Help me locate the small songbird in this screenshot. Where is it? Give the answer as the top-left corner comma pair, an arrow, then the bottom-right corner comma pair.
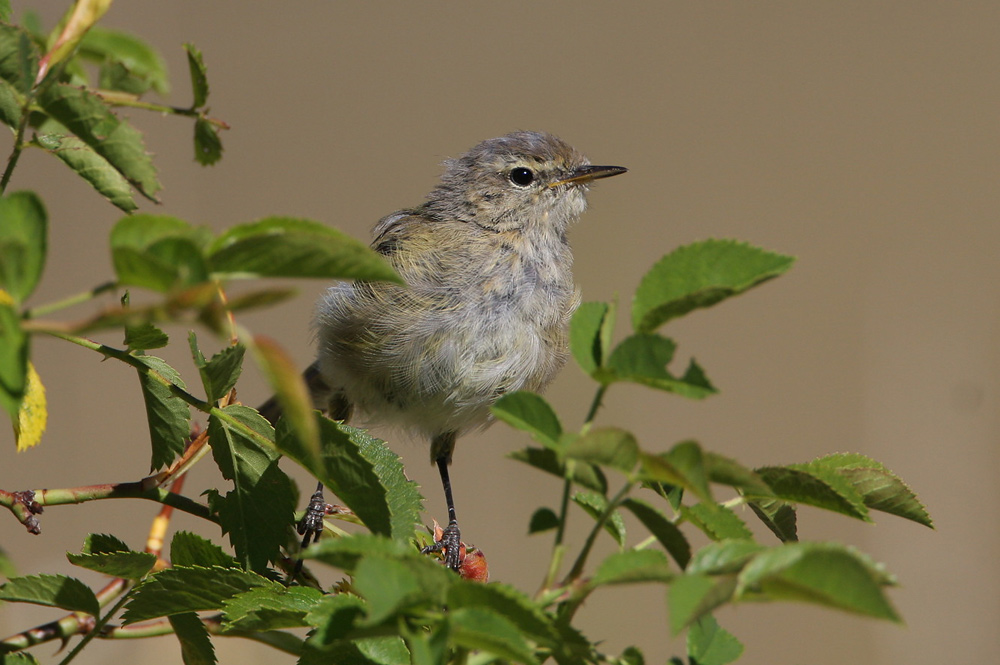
288,131 -> 625,570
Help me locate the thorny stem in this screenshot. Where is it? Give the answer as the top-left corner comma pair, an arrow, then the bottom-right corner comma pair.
56,590 -> 133,665
102,616 -> 304,655
0,89 -> 36,194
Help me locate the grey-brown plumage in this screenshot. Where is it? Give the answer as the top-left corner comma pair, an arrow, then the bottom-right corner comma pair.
309,131 -> 626,570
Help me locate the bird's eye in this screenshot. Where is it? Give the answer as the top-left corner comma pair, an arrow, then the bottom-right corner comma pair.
508,167 -> 535,187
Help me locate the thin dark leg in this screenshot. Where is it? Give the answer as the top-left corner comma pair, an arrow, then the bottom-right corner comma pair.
421,434 -> 463,571
289,481 -> 326,582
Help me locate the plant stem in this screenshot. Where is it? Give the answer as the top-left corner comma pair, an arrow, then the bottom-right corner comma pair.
93,89 -> 230,130
23,281 -> 117,319
57,587 -> 134,665
563,481 -> 634,585
0,91 -> 36,194
582,385 -> 607,428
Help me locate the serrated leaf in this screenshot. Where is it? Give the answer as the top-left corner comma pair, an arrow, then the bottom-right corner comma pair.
0,77 -> 22,128
621,497 -> 691,568
169,612 -> 217,665
194,118 -> 222,165
686,540 -> 766,576
222,585 -> 323,631
447,580 -> 558,647
36,83 -> 161,200
0,24 -> 39,94
632,239 -> 795,332
667,573 -> 738,634
121,290 -> 168,351
528,507 -> 559,534
590,549 -> 673,587
189,333 -> 244,404
13,361 -> 45,451
110,214 -> 212,292
570,301 -> 610,374
604,333 -> 717,399
0,297 -> 26,421
122,565 -> 275,624
276,416 -> 422,542
704,452 -> 773,497
78,26 -> 169,95
565,427 -> 639,473
207,405 -> 296,572
34,134 -> 137,212
736,542 -> 900,621
302,533 -> 414,572
509,446 -> 607,493
809,452 -> 933,528
0,652 -> 40,665
169,531 -> 239,569
352,555 -> 449,626
448,607 -> 538,665
134,355 -> 191,471
67,533 -> 155,579
303,593 -> 367,643
639,440 -> 712,503
0,574 -> 99,615
682,503 -> 753,542
208,217 -> 400,283
491,390 -> 563,451
573,491 -> 626,548
747,497 -> 798,542
0,191 -> 47,303
756,465 -> 870,522
687,614 -> 744,665
184,43 -> 208,108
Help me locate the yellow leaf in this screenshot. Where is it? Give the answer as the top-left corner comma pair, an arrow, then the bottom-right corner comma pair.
14,363 -> 46,451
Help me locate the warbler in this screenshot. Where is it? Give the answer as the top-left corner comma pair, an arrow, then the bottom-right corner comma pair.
282,131 -> 626,571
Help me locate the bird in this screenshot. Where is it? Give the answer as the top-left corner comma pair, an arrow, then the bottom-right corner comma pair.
269,131 -> 626,572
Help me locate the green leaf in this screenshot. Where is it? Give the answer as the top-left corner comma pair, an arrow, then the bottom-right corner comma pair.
110,214 -> 212,292
0,1 -> 11,23
448,607 -> 539,665
638,441 -> 713,503
491,390 -> 563,450
208,217 -> 400,283
36,84 -> 161,200
207,405 -> 296,572
134,355 -> 191,471
122,565 -> 275,624
250,335 -> 319,465
0,543 -> 16,579
632,239 -> 795,332
0,77 -> 22,128
0,24 -> 39,94
184,43 -> 209,108
169,612 -> 217,665
604,334 -> 717,399
194,118 -> 222,165
0,652 -> 41,665
303,593 -> 367,643
682,503 -> 753,542
565,427 -> 639,473
0,299 -> 26,420
621,497 -> 691,568
570,301 -> 612,374
67,533 -> 156,579
189,333 -> 244,404
509,446 -> 607,493
78,26 -> 169,95
667,573 -> 738,634
756,465 -> 870,522
121,291 -> 168,350
686,540 -> 766,576
33,134 -> 138,212
704,452 -> 774,498
169,531 -> 239,569
0,574 -> 99,615
352,555 -> 449,625
687,614 -> 744,665
747,497 -> 798,542
590,549 -> 673,587
276,416 -> 423,542
736,542 -> 901,621
222,585 -> 323,631
809,453 -> 933,528
528,507 -> 559,534
573,491 -> 626,548
302,533 -> 414,572
447,580 -> 558,647
0,191 -> 47,303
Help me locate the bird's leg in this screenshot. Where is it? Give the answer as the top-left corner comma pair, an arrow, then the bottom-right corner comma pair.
422,432 -> 463,571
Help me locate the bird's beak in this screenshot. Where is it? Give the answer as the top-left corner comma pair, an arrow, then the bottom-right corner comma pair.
549,164 -> 628,188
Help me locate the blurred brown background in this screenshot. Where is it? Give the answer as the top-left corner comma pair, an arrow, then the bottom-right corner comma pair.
2,2 -> 998,663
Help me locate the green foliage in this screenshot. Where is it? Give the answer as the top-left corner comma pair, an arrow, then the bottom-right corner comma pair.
0,9 -> 932,665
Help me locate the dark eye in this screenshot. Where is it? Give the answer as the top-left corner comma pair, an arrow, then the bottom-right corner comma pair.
508,167 -> 534,187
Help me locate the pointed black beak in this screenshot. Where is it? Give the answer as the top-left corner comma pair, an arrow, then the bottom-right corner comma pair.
549,164 -> 628,188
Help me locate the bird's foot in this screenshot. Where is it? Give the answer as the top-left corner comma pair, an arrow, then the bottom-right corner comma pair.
422,519 -> 463,571
287,484 -> 327,584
